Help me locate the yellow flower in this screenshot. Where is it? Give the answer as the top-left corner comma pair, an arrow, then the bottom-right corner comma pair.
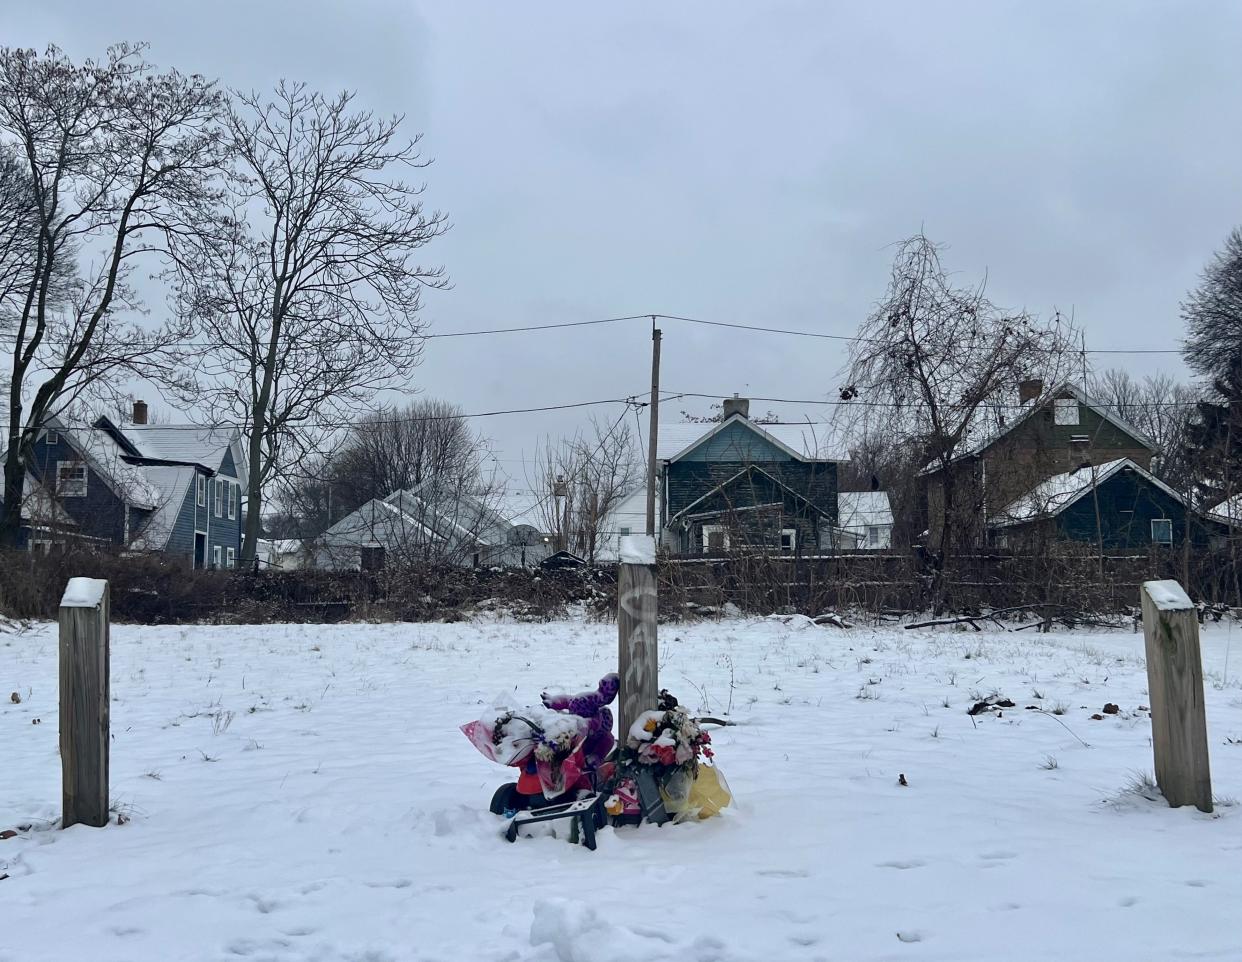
644,718 -> 658,733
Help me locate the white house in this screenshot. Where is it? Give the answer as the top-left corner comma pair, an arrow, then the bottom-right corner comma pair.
836,491 -> 895,549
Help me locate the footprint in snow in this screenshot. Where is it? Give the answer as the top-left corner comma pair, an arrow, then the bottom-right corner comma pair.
757,868 -> 809,878
364,878 -> 414,889
1186,879 -> 1209,888
877,859 -> 926,870
896,930 -> 926,943
1118,896 -> 1139,908
979,850 -> 1017,861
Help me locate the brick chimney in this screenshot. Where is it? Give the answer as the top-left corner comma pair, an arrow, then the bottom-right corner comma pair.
1018,379 -> 1044,406
722,395 -> 750,419
132,399 -> 148,425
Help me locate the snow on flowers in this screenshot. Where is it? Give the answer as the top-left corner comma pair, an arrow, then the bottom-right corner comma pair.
624,691 -> 713,776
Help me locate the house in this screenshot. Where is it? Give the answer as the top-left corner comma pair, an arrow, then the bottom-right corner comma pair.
8,401 -> 246,567
657,397 -> 846,555
837,491 -> 895,549
307,482 -> 553,570
307,497 -> 437,571
920,379 -> 1194,550
257,538 -> 306,570
594,487 -> 654,562
988,458 -> 1203,549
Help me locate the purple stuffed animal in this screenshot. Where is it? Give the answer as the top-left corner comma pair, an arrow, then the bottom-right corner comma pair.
541,672 -> 619,770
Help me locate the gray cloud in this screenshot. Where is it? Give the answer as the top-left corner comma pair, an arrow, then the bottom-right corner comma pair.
4,0 -> 1239,480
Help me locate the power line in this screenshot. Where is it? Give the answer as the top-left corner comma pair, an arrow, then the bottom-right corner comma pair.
9,310 -> 1187,353
48,395 -> 648,432
662,389 -> 1215,411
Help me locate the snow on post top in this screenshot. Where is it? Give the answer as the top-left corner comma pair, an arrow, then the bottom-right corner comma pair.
619,534 -> 656,566
1143,579 -> 1192,612
60,577 -> 107,609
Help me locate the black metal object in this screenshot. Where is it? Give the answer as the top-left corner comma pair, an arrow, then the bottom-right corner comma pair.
504,793 -> 606,850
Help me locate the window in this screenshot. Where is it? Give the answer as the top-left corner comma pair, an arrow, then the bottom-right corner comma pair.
868,525 -> 882,547
780,528 -> 797,552
197,475 -> 207,507
55,461 -> 87,497
212,545 -> 222,569
702,524 -> 729,553
213,479 -> 224,517
619,526 -> 632,538
227,482 -> 237,520
44,430 -> 58,445
1054,398 -> 1080,426
1151,519 -> 1173,545
226,547 -> 235,569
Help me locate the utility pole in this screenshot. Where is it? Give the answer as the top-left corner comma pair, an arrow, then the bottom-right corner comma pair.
646,318 -> 662,538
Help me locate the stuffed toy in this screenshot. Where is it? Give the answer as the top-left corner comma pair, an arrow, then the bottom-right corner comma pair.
541,672 -> 619,770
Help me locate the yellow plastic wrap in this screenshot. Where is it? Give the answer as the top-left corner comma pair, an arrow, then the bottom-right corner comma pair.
660,764 -> 732,821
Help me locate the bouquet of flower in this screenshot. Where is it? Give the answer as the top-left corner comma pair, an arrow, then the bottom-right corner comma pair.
623,691 -> 713,777
462,705 -> 589,797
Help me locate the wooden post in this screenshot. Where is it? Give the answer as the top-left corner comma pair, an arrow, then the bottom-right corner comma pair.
1140,580 -> 1212,813
618,535 -> 658,742
59,577 -> 110,829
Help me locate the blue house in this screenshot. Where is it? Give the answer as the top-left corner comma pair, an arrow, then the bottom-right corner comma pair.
13,402 -> 247,568
657,397 -> 847,556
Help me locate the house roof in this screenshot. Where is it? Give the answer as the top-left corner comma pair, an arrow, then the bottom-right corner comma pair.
669,463 -> 828,522
322,497 -> 439,543
988,458 -> 1182,529
100,421 -> 248,485
921,381 -> 1158,476
1207,494 -> 1242,526
837,491 -> 894,530
47,418 -> 162,510
657,414 -> 847,462
130,464 -> 199,550
14,473 -> 77,528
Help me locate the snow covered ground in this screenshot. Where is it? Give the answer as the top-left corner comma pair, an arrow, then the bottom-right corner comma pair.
3,614 -> 1242,961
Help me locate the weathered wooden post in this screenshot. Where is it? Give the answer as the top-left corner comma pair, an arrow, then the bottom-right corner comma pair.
1140,579 -> 1212,813
59,577 -> 110,829
618,535 -> 658,741
618,535 -> 664,822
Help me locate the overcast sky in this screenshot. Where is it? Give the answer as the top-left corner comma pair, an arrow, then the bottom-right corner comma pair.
5,0 -> 1241,485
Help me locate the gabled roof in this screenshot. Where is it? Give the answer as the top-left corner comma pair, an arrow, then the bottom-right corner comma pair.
44,416 -> 161,510
988,458 -> 1182,529
838,491 -> 894,530
322,497 -> 439,543
96,418 -> 248,486
669,463 -> 827,522
130,464 -> 200,551
921,381 -> 1158,476
657,414 -> 847,463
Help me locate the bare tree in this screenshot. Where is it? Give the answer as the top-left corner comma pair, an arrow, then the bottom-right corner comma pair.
172,81 -> 448,565
328,399 -> 487,516
530,414 -> 641,563
0,44 -> 226,548
841,234 -> 1079,569
1089,368 -> 1196,490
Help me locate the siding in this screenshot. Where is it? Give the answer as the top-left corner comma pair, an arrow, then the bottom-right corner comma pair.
1055,467 -> 1191,549
26,433 -> 128,543
666,460 -> 837,523
676,420 -> 793,463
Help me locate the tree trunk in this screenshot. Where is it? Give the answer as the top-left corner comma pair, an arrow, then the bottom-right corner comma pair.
0,447 -> 26,549
240,419 -> 265,566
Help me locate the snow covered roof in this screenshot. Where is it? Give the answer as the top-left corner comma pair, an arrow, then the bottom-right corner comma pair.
492,488 -> 551,530
1207,494 -> 1242,526
657,414 -> 847,462
922,381 -> 1157,476
988,458 -> 1182,528
107,422 -> 247,484
50,418 -> 161,510
130,464 -> 199,551
322,497 -> 438,543
837,491 -> 894,530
